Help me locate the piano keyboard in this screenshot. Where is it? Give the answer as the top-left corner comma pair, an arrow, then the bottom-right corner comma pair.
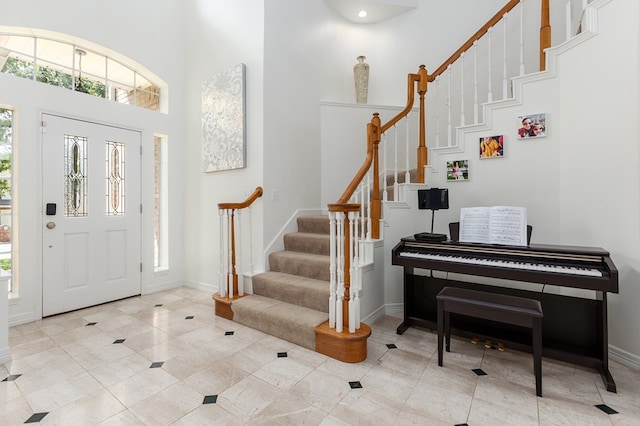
398,251 -> 603,277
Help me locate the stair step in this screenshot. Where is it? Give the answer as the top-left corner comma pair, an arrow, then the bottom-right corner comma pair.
269,251 -> 330,281
296,215 -> 330,234
252,271 -> 329,313
231,294 -> 329,350
283,232 -> 330,255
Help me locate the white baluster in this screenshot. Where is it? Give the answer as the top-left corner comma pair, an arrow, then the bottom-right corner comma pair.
447,65 -> 452,147
236,209 -> 243,296
502,13 -> 508,100
218,209 -> 226,298
336,212 -> 344,333
358,181 -> 366,240
435,76 -> 440,147
393,124 -> 398,200
404,113 -> 410,185
473,41 -> 479,124
247,205 -> 254,276
520,0 -> 525,75
352,212 -> 361,329
227,210 -> 234,299
488,27 -> 493,102
382,132 -> 388,202
329,212 -> 337,328
348,211 -> 356,333
460,52 -> 465,126
365,170 -> 372,241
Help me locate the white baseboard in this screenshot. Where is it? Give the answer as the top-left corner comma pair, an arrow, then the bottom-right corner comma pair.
361,304 -> 386,325
609,344 -> 640,371
384,303 -> 404,319
9,311 -> 38,327
142,280 -> 183,294
183,279 -> 217,294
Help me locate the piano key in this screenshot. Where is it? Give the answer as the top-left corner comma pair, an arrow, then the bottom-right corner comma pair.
398,251 -> 603,277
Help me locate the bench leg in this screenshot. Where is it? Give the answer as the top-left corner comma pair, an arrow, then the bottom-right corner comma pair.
444,311 -> 451,352
533,318 -> 542,397
437,299 -> 444,366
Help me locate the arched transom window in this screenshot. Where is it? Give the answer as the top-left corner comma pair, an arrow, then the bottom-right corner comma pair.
0,31 -> 165,112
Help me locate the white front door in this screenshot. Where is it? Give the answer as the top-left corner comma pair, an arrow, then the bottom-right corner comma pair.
42,114 -> 141,317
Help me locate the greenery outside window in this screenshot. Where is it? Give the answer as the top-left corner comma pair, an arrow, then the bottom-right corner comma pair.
0,33 -> 161,111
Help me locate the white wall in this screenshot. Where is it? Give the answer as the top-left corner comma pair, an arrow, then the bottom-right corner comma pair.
181,0 -> 511,289
419,0 -> 640,364
0,0 -> 187,332
181,0 -> 265,292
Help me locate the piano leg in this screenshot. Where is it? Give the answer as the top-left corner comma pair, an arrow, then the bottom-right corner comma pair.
598,291 -> 617,393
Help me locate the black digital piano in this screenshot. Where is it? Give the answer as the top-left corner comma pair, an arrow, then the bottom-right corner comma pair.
392,237 -> 619,392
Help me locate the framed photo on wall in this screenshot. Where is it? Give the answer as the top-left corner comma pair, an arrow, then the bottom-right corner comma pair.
479,135 -> 504,158
447,159 -> 469,181
517,113 -> 546,139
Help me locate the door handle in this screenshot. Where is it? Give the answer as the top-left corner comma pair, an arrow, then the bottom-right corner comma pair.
46,222 -> 56,229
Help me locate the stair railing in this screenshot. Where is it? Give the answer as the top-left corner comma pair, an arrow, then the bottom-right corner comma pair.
217,187 -> 263,299
326,0 -> 586,334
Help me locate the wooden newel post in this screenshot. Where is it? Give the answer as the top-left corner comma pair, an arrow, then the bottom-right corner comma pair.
369,113 -> 382,239
416,65 -> 429,183
540,0 -> 551,71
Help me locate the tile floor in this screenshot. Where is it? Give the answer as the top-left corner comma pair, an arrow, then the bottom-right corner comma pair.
2,287 -> 639,425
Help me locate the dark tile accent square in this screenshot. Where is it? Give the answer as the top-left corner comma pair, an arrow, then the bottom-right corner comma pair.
203,395 -> 218,404
185,316 -> 194,320
25,412 -> 49,423
454,424 -> 469,426
595,404 -> 618,415
225,331 -> 234,336
386,343 -> 397,349
86,322 -> 97,326
154,304 -> 163,307
472,368 -> 487,376
113,339 -> 126,344
2,374 -> 21,382
150,362 -> 164,368
349,381 -> 363,389
277,352 -> 288,358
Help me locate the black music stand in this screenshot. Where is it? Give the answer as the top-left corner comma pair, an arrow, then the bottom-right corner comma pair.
415,188 -> 449,242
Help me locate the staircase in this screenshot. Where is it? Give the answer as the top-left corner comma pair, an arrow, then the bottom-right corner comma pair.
217,215 -> 369,361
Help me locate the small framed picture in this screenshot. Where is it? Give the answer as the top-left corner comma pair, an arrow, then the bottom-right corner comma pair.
517,113 -> 546,139
479,135 -> 504,159
447,160 -> 469,181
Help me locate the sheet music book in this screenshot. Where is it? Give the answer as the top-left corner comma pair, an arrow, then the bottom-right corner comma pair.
459,206 -> 528,246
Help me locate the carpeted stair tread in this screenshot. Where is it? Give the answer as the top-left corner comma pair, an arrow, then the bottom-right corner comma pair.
269,250 -> 330,281
232,294 -> 329,350
252,271 -> 329,312
296,215 -> 330,234
283,232 -> 330,256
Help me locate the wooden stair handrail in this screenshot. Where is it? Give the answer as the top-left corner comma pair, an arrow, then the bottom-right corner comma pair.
218,186 -> 263,210
335,116 -> 379,204
428,0 -> 551,80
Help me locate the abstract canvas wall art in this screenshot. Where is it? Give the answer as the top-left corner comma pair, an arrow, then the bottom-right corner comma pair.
202,63 -> 246,172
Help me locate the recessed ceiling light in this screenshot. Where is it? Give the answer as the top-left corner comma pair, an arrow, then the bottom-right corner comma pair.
358,10 -> 368,18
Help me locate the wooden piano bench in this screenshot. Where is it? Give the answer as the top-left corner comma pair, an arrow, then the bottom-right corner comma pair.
436,286 -> 544,397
